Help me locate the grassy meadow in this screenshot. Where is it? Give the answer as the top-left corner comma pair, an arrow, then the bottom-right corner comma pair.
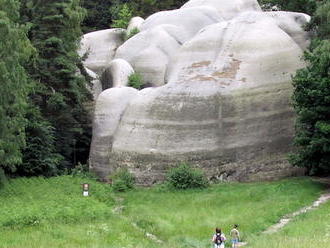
0,176 -> 327,248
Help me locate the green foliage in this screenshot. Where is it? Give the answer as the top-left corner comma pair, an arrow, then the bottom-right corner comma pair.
290,1 -> 330,175
0,0 -> 33,172
18,103 -> 63,177
309,1 -> 330,40
111,3 -> 132,29
82,0 -> 187,33
165,163 -> 208,190
258,0 -> 317,14
290,40 -> 330,175
125,27 -> 140,40
22,0 -> 92,173
110,168 -> 135,192
128,72 -> 144,89
0,168 -> 8,189
81,0 -> 112,33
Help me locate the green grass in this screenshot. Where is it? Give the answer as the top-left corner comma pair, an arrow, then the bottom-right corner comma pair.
121,178 -> 324,247
247,200 -> 330,248
0,176 -> 114,227
0,176 -> 326,248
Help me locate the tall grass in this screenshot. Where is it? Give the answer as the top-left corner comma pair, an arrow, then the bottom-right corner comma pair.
0,176 -> 114,227
121,178 -> 324,247
248,201 -> 330,248
0,176 -> 325,248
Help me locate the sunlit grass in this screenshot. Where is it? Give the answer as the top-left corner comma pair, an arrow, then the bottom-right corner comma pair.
0,176 -> 326,248
121,178 -> 324,247
247,201 -> 330,248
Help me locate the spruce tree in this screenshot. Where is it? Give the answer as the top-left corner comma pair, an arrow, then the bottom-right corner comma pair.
24,0 -> 92,171
0,0 -> 33,176
291,1 -> 330,175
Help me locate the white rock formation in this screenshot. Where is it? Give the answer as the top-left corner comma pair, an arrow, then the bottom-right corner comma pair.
79,28 -> 124,74
101,59 -> 134,89
116,6 -> 223,86
85,68 -> 102,100
140,6 -> 223,38
181,0 -> 261,20
89,0 -> 310,184
127,16 -> 144,34
115,24 -> 188,86
90,87 -> 139,174
265,11 -> 311,49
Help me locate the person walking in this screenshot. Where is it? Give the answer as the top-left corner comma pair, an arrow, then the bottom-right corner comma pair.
230,224 -> 240,248
212,227 -> 226,248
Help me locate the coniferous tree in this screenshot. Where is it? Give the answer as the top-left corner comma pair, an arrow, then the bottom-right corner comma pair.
291,1 -> 330,175
23,0 -> 92,171
0,0 -> 33,178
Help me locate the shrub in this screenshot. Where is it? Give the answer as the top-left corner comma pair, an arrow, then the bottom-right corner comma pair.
125,27 -> 140,40
110,168 -> 135,192
111,3 -> 132,29
165,163 -> 208,190
128,73 -> 144,89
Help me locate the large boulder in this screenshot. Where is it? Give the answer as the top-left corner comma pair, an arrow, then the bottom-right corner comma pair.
140,6 -> 222,37
115,6 -> 223,86
181,0 -> 261,20
265,11 -> 311,50
79,29 -> 124,74
115,24 -> 188,86
127,16 -> 144,34
85,68 -> 102,100
90,1 -> 310,185
101,59 -> 134,89
90,87 -> 139,177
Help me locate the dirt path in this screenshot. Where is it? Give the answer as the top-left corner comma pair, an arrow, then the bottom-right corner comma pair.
112,195 -> 163,244
239,177 -> 330,246
263,190 -> 330,234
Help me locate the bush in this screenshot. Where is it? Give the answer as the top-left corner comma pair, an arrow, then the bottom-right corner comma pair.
165,163 -> 208,190
128,73 -> 144,89
111,168 -> 135,192
125,27 -> 140,40
111,3 -> 132,29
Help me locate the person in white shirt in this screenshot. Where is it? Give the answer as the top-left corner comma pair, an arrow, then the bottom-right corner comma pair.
212,227 -> 226,248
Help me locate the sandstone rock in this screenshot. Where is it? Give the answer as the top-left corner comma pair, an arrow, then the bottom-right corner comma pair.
90,2 -> 311,185
79,29 -> 124,74
115,24 -> 187,86
101,59 -> 134,89
265,11 -> 311,50
127,16 -> 144,34
140,6 -> 222,38
85,68 -> 102,100
181,0 -> 261,20
90,87 -> 138,177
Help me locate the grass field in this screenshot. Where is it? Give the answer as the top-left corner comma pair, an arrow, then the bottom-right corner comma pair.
0,176 -> 327,248
247,200 -> 330,248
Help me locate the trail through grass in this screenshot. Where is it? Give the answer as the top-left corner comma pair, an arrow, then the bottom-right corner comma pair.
0,176 -> 325,248
248,200 -> 330,248
121,178 -> 324,247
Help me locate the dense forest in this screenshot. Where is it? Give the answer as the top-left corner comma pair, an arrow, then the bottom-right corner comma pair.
0,0 -> 329,186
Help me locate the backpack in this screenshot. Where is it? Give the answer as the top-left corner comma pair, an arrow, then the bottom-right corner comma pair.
214,233 -> 223,245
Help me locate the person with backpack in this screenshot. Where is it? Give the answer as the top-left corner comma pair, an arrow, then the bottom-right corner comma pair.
230,224 -> 240,248
212,227 -> 226,248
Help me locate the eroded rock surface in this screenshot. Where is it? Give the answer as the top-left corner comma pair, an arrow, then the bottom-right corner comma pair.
89,0 -> 309,184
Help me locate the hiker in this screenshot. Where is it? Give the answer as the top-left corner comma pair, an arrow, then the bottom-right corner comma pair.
230,224 -> 240,248
212,227 -> 226,248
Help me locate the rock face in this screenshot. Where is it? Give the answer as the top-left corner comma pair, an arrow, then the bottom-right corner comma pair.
89,0 -> 310,184
101,59 -> 134,89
